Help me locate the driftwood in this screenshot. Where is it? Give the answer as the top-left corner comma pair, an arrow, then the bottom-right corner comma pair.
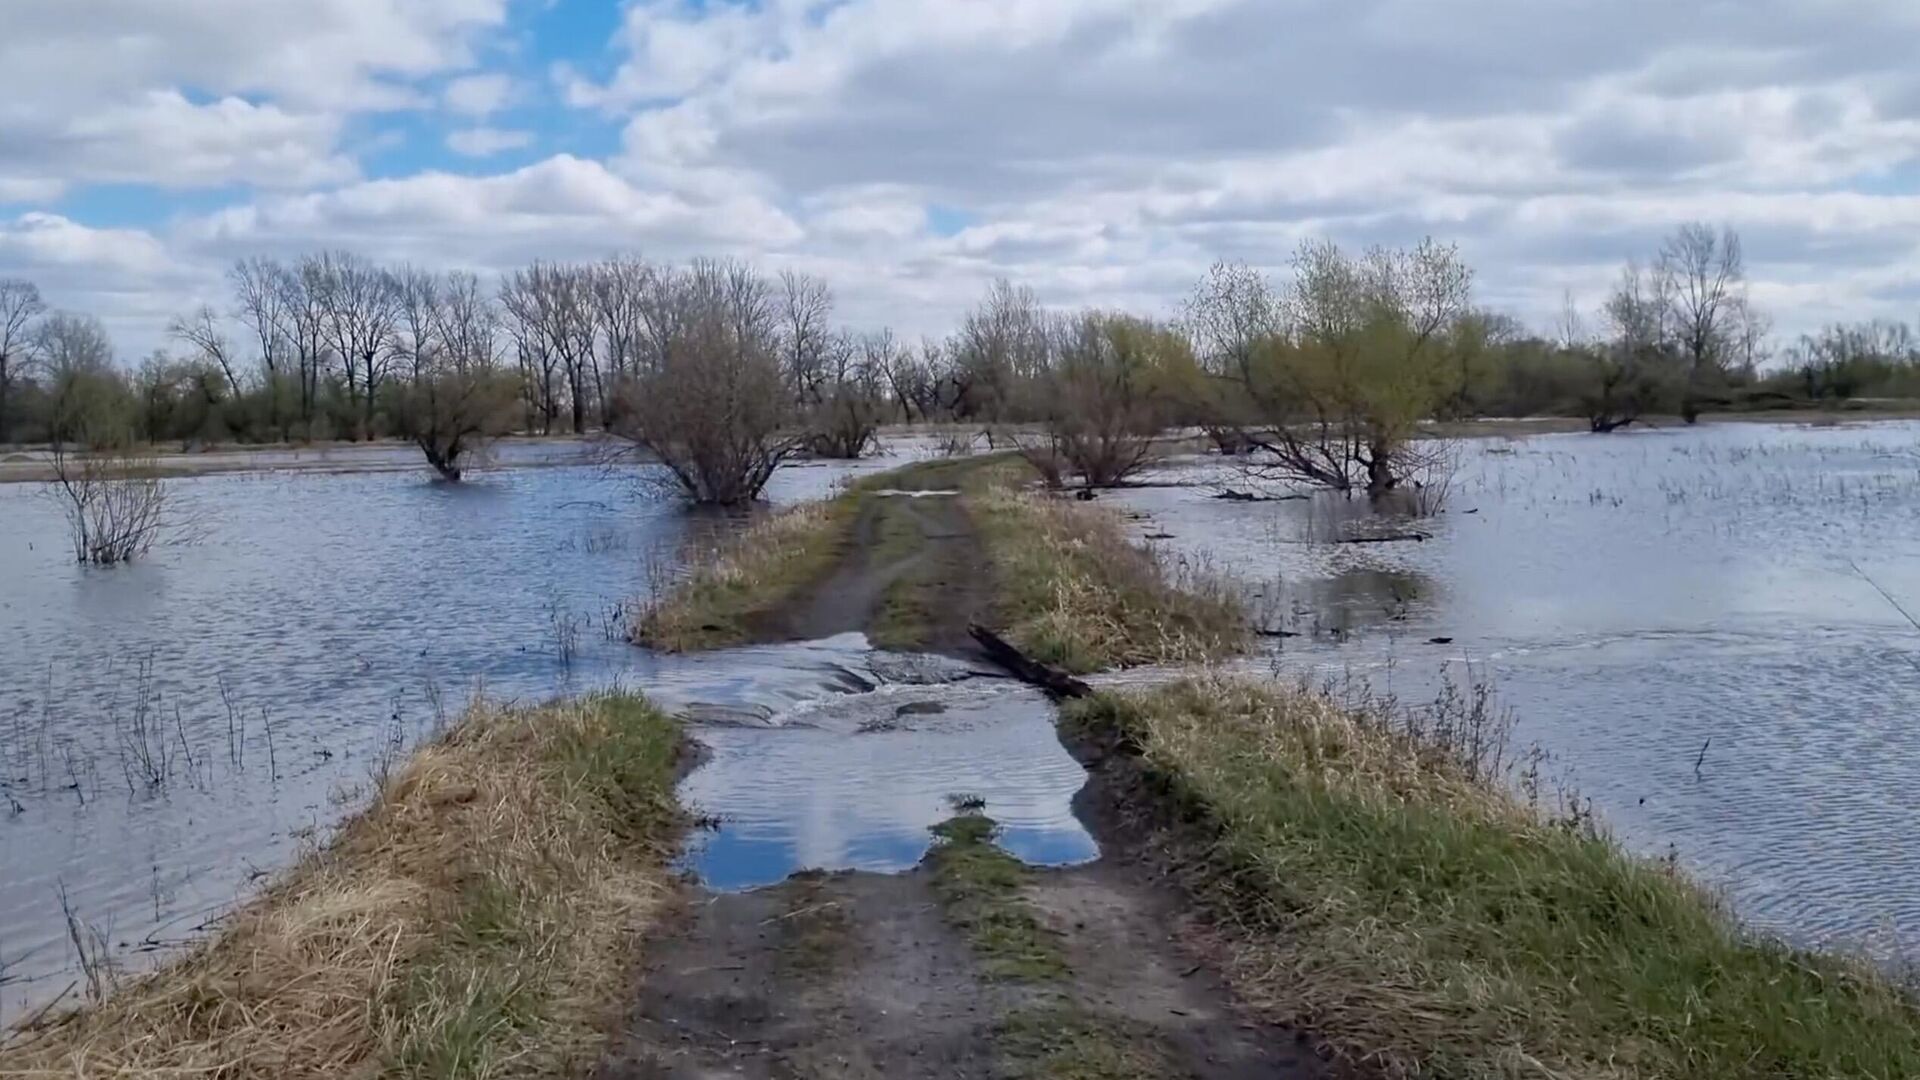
1213,488 -> 1310,503
969,624 -> 1092,699
1338,532 -> 1431,545
1255,628 -> 1301,639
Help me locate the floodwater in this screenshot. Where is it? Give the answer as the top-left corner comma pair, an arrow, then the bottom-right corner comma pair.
1110,420 -> 1920,959
0,438 -> 1096,1026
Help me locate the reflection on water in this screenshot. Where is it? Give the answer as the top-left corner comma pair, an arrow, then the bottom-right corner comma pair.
663,634 -> 1095,891
1115,420 -> 1920,959
0,445 -> 936,1024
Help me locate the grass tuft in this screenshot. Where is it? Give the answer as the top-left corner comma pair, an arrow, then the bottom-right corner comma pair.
1065,678 -> 1920,1079
925,812 -> 1066,982
996,1007 -> 1170,1080
0,691 -> 683,1079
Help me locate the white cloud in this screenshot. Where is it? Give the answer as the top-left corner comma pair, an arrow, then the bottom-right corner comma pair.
446,126 -> 534,157
0,0 -> 508,194
443,73 -> 515,118
13,0 -> 1920,357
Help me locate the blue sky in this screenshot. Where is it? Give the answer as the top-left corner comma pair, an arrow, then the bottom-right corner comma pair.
3,0 -> 1920,356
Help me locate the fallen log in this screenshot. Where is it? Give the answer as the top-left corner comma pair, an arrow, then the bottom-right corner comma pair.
968,624 -> 1092,699
1213,488 -> 1309,503
1338,532 -> 1431,545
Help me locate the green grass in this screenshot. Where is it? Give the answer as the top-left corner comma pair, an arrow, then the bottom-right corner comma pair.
1064,680 -> 1920,1079
925,812 -> 1067,981
995,1007 -> 1171,1080
966,471 -> 1248,673
629,497 -> 861,650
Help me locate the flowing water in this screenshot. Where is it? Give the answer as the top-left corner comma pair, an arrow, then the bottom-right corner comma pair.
0,438 -> 1094,1026
1110,420 -> 1920,959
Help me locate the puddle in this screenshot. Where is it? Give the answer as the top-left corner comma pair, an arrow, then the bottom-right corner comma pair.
653,634 -> 1099,890
866,488 -> 960,498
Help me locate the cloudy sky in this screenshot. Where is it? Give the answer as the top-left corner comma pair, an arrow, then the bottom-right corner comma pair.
5,0 -> 1920,358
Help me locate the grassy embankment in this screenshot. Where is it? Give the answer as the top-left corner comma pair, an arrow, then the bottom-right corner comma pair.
0,693 -> 683,1080
1064,679 -> 1920,1079
631,452 -> 1248,671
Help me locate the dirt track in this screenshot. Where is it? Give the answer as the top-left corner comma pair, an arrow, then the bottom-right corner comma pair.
601,473 -> 1329,1078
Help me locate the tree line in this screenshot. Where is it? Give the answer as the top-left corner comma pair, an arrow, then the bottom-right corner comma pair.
4,223 -> 1919,505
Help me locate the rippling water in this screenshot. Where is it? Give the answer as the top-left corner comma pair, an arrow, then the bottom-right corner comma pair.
663,634 -> 1095,891
1110,420 -> 1920,958
0,442 -> 961,1024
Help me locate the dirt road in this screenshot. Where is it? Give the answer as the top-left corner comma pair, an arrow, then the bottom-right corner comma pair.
600,473 -> 1329,1078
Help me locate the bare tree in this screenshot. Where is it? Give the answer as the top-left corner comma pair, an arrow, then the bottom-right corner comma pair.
1183,261 -> 1279,451
613,259 -> 800,504
36,312 -> 121,444
778,270 -> 835,406
397,271 -> 518,480
807,330 -> 889,458
1658,223 -> 1748,421
167,305 -> 242,398
1587,263 -> 1680,433
500,263 -> 596,433
229,258 -> 296,437
0,278 -> 46,443
592,254 -> 651,427
48,442 -> 169,564
309,251 -> 400,438
953,279 -> 1052,420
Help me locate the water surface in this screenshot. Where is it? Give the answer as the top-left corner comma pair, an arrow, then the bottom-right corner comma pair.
1110,420 -> 1920,957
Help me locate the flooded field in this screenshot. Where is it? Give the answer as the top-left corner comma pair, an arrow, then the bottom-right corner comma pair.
7,419 -> 1918,1026
4,440 -> 1085,1023
1111,420 -> 1920,959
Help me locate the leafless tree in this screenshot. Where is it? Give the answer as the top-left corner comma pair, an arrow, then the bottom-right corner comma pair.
778,269 -> 835,406
167,305 -> 242,398
397,271 -> 518,480
0,277 -> 46,443
229,257 -> 296,437
592,254 -> 651,426
500,263 -> 596,433
36,312 -> 120,444
613,258 -> 800,504
308,251 -> 401,438
1587,263 -> 1680,433
48,442 -> 169,563
807,330 -> 888,458
953,279 -> 1052,419
1183,261 -> 1280,451
1657,223 -> 1748,420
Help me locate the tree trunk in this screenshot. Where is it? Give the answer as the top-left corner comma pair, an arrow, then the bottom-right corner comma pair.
1364,441 -> 1397,500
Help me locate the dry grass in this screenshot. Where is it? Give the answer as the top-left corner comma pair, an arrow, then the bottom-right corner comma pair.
1065,679 -> 1920,1079
969,479 -> 1248,673
630,498 -> 855,650
0,693 -> 682,1079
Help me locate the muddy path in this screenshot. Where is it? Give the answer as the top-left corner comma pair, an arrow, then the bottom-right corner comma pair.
758,475 -> 993,657
603,464 -> 1330,1077
597,856 -> 1324,1078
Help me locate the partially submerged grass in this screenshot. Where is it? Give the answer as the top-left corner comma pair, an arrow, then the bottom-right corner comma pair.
969,477 -> 1248,673
631,498 -> 856,650
0,692 -> 683,1079
1064,679 -> 1920,1079
925,812 -> 1066,982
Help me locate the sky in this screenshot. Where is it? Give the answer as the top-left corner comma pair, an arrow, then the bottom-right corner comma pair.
4,0 -> 1920,360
